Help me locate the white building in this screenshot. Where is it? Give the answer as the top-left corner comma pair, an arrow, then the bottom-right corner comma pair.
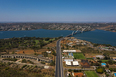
63,50 -> 76,53
72,61 -> 79,66
66,61 -> 71,66
44,66 -> 50,69
46,51 -> 51,53
64,59 -> 73,62
96,55 -> 105,59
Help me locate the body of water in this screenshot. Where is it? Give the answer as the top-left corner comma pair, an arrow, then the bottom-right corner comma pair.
73,30 -> 116,46
0,29 -> 72,39
0,29 -> 116,46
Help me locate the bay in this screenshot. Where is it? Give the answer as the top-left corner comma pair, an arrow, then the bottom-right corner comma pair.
0,29 -> 116,46
73,30 -> 116,46
0,29 -> 72,39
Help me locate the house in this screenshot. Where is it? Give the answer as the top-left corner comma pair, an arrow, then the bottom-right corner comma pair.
110,57 -> 116,61
96,55 -> 104,59
105,69 -> 110,73
46,51 -> 51,53
38,55 -> 43,57
81,60 -> 90,68
73,72 -> 84,77
44,66 -> 49,69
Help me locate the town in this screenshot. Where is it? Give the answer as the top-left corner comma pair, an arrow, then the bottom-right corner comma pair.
60,37 -> 116,77
0,23 -> 116,32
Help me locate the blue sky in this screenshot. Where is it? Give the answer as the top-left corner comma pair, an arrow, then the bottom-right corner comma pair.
0,0 -> 116,22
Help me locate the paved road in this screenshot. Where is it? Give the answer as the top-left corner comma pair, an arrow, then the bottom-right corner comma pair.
55,39 -> 64,77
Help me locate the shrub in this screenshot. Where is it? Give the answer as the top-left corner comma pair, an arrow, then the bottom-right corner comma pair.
68,69 -> 72,72
3,58 -> 17,61
96,68 -> 104,74
41,61 -> 45,64
22,59 -> 27,63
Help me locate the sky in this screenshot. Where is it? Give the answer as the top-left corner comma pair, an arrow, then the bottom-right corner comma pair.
0,0 -> 116,22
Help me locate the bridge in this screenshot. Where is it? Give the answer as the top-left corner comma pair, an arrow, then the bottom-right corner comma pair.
71,26 -> 91,36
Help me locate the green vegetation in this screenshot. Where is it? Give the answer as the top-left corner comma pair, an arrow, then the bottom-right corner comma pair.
109,68 -> 116,72
3,58 -> 17,61
101,60 -> 108,62
22,65 -> 27,69
22,59 -> 34,64
93,43 -> 112,47
86,58 -> 93,60
41,61 -> 45,64
22,59 -> 27,63
85,71 -> 99,77
27,60 -> 34,64
35,40 -> 39,44
96,67 -> 104,74
0,62 -> 54,77
80,46 -> 99,53
50,61 -> 55,66
52,50 -> 56,56
42,52 -> 48,57
68,69 -> 72,72
73,53 -> 86,59
0,37 -> 61,53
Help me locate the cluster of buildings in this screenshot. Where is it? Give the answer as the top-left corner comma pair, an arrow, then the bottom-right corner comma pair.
1,54 -> 52,63
62,37 -> 93,48
65,61 -> 79,66
0,25 -> 33,31
62,50 -> 90,68
63,50 -> 79,66
62,49 -> 116,77
99,46 -> 116,51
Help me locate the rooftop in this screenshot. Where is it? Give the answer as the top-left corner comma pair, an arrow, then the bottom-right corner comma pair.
81,60 -> 90,68
66,61 -> 71,65
72,61 -> 79,65
63,50 -> 76,53
74,72 -> 84,77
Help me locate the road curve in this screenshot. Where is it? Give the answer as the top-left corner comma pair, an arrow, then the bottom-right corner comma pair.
55,38 -> 64,77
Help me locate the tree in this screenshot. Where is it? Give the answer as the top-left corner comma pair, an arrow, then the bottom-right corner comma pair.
106,74 -> 109,77
50,61 -> 55,66
22,59 -> 26,63
108,60 -> 114,65
96,68 -> 104,74
12,51 -> 15,54
68,69 -> 72,72
52,50 -> 56,56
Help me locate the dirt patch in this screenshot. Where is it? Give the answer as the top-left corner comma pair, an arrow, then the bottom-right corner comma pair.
85,53 -> 102,58
43,40 -> 57,48
16,50 -> 35,55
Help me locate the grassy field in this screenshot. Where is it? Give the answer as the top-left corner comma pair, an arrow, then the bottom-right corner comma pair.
101,60 -> 108,62
85,71 -> 99,77
35,40 -> 39,44
73,53 -> 86,59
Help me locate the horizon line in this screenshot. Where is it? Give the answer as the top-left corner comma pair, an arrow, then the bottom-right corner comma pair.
0,21 -> 116,23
